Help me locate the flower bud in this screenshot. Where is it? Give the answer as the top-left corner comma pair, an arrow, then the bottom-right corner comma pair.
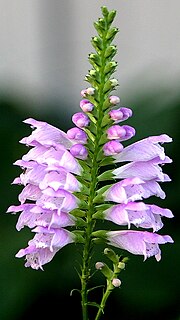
109,107 -> 132,123
95,262 -> 105,270
112,278 -> 121,288
80,99 -> 94,112
110,78 -> 118,87
107,125 -> 126,140
67,127 -> 88,144
72,112 -> 90,128
103,140 -> 124,156
86,87 -> 95,95
118,262 -> 125,270
70,144 -> 88,160
107,125 -> 135,141
109,95 -> 120,105
80,87 -> 95,97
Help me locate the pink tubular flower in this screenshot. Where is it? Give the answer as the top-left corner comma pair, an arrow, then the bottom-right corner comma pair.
103,202 -> 173,232
107,125 -> 135,141
7,117 -> 87,269
16,227 -> 75,270
107,230 -> 173,261
20,118 -> 73,149
112,157 -> 172,182
72,112 -> 90,128
104,177 -> 166,204
113,134 -> 172,163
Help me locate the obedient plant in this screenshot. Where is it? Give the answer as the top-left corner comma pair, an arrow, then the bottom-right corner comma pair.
7,6 -> 173,320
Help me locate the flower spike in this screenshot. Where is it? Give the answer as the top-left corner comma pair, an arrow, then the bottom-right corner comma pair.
7,6 -> 173,320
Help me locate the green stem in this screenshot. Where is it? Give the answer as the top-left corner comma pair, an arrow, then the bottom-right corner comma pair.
95,281 -> 113,320
80,12 -> 115,320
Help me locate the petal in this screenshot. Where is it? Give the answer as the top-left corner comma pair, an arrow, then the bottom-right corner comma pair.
21,118 -> 73,149
107,230 -> 173,260
113,160 -> 166,181
113,134 -> 172,163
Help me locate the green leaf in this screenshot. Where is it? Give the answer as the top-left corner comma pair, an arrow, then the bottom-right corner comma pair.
98,169 -> 114,181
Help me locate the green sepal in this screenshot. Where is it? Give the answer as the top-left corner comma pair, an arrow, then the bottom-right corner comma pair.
81,184 -> 90,196
103,78 -> 117,94
89,53 -> 102,68
98,169 -> 114,181
78,159 -> 91,171
102,97 -> 112,111
107,10 -> 117,25
98,133 -> 108,145
106,27 -> 119,41
104,61 -> 117,76
86,113 -> 97,126
75,217 -> 87,227
104,248 -> 119,264
72,230 -> 85,244
83,127 -> 96,143
98,18 -> 106,31
78,200 -> 89,210
80,172 -> 92,182
74,192 -> 88,201
91,36 -> 103,51
95,203 -> 112,211
91,229 -> 107,239
104,45 -> 117,59
89,69 -> 101,83
97,262 -> 114,279
96,149 -> 104,162
99,156 -> 114,167
92,211 -> 104,220
93,185 -> 111,204
84,74 -> 100,88
85,140 -> 95,154
101,6 -> 109,17
93,21 -> 104,37
101,113 -> 113,127
70,208 -> 86,218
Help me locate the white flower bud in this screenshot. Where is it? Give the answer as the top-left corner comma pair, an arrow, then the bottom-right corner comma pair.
112,278 -> 121,287
95,262 -> 105,270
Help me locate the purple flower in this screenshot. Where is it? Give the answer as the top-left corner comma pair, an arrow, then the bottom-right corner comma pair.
80,99 -> 94,112
109,95 -> 120,105
107,230 -> 173,261
72,112 -> 90,128
67,127 -> 88,144
70,144 -> 88,160
104,177 -> 166,203
113,134 -> 172,163
103,202 -> 173,231
107,125 -> 135,141
103,140 -> 124,156
16,227 -> 75,270
20,118 -> 73,148
7,117 -> 86,269
109,107 -> 132,123
112,157 -> 172,182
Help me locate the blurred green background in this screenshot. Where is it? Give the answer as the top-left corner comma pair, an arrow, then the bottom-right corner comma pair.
1,1 -> 180,319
